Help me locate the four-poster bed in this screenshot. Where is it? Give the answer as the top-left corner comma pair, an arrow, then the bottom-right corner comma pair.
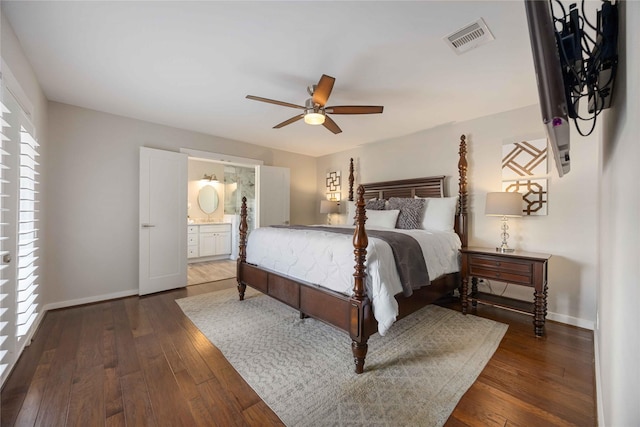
236,135 -> 468,373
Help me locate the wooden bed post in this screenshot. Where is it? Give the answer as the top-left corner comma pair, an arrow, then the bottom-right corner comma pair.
457,134 -> 468,248
457,135 -> 469,313
351,185 -> 371,374
237,196 -> 248,301
348,158 -> 354,202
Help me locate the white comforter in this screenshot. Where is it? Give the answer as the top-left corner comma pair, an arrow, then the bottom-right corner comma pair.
246,225 -> 461,335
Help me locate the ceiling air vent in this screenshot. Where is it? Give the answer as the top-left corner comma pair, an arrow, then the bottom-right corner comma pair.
444,18 -> 495,55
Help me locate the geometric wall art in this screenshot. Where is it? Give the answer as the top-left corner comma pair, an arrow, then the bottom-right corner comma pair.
502,178 -> 548,216
502,138 -> 548,180
326,171 -> 341,200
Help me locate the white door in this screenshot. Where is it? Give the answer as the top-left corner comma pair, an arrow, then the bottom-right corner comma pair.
139,147 -> 187,295
256,165 -> 290,227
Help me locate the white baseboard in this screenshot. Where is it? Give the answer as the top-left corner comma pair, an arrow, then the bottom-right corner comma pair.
594,330 -> 604,426
43,289 -> 139,311
546,311 -> 595,330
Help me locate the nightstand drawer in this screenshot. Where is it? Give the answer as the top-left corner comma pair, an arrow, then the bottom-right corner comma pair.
469,255 -> 532,274
468,265 -> 532,286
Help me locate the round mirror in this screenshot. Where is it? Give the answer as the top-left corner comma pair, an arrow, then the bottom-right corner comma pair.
198,185 -> 219,214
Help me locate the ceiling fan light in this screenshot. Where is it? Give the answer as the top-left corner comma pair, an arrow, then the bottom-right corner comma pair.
304,111 -> 325,125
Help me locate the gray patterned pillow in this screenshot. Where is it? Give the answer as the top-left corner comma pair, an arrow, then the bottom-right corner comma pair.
387,197 -> 426,229
365,198 -> 386,210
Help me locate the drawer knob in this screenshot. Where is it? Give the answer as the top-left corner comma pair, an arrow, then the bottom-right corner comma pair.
496,262 -> 501,266
495,272 -> 501,277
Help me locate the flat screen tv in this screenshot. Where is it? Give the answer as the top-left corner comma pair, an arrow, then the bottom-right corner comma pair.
524,0 -> 571,177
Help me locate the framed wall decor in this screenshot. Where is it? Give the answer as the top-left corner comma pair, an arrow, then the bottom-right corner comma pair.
502,178 -> 548,216
326,171 -> 341,200
501,138 -> 549,215
502,138 -> 548,179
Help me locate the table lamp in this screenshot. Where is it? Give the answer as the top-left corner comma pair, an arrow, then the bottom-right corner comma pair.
320,200 -> 340,225
485,192 -> 522,252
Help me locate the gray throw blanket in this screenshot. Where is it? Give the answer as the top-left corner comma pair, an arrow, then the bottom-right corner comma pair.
271,225 -> 430,297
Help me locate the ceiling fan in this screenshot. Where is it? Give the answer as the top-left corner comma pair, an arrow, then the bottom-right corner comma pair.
246,74 -> 384,134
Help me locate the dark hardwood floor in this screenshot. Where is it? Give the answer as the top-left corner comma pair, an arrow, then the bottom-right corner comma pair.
1,279 -> 596,426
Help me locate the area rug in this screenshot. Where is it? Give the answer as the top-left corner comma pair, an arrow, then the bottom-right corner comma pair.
176,288 -> 507,427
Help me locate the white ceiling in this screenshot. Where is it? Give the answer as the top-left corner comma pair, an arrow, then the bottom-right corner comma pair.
3,1 -> 540,157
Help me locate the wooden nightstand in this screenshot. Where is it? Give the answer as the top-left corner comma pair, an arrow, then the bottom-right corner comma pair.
460,247 -> 551,337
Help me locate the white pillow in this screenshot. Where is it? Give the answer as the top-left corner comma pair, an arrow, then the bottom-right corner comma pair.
365,209 -> 400,228
415,196 -> 458,232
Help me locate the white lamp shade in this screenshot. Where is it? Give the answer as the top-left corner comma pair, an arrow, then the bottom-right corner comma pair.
485,192 -> 522,217
320,200 -> 339,214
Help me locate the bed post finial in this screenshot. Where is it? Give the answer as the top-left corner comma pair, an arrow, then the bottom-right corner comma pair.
457,135 -> 468,248
351,184 -> 370,374
348,158 -> 355,202
237,196 -> 248,300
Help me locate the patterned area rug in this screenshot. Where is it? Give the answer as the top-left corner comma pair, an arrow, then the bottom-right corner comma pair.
177,288 -> 507,427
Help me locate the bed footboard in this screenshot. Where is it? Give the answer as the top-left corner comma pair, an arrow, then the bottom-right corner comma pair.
236,187 -> 375,374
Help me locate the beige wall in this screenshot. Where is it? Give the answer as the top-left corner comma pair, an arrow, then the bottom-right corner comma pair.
45,102 -> 316,306
316,104 -> 599,329
597,1 -> 639,425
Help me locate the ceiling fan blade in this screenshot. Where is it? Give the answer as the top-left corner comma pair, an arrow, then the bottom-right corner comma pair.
322,115 -> 342,134
325,105 -> 384,114
273,114 -> 305,129
312,74 -> 335,107
246,95 -> 305,110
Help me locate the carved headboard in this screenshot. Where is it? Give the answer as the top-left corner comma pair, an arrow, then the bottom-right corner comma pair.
361,176 -> 445,200
345,135 -> 468,247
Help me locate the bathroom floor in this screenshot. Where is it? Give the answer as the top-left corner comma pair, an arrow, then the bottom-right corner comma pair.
187,259 -> 236,285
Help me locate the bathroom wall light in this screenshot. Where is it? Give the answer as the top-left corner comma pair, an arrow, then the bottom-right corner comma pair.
202,173 -> 218,182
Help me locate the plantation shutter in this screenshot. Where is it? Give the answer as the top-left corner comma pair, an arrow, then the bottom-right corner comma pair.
0,98 -> 10,381
16,126 -> 39,340
0,73 -> 41,386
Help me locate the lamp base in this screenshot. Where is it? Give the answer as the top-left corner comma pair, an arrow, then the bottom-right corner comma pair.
496,217 -> 515,253
496,247 -> 515,253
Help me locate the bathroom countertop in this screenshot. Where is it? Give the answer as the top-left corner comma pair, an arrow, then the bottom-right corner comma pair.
188,221 -> 232,225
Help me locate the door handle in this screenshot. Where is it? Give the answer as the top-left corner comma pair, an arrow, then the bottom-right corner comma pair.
141,224 -> 156,228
